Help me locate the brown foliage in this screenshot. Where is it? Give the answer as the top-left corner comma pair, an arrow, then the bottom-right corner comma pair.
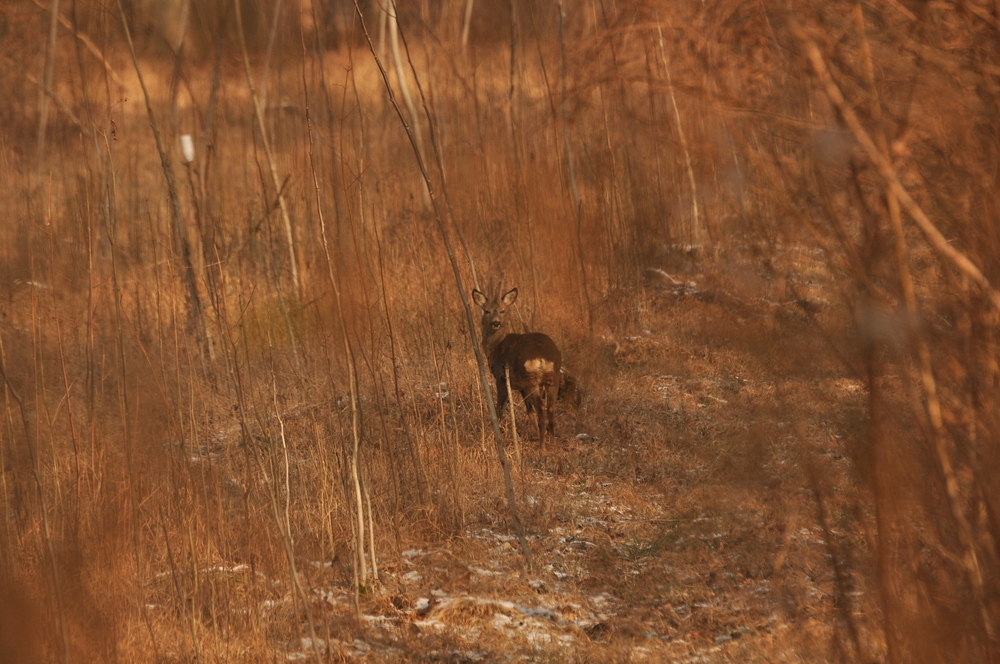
2,0 -> 999,660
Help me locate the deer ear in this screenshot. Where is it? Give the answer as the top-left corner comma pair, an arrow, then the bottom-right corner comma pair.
472,289 -> 487,307
502,288 -> 518,306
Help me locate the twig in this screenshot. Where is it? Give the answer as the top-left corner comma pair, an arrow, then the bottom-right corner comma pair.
270,376 -> 323,663
386,0 -> 430,208
0,339 -> 70,664
23,68 -> 81,129
30,0 -> 124,89
656,19 -> 701,244
793,22 -> 1000,313
301,50 -> 375,589
505,365 -> 520,466
35,0 -> 61,176
233,0 -> 301,295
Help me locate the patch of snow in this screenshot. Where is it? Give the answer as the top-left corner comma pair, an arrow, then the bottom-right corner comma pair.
14,280 -> 51,290
490,611 -> 515,629
308,560 -> 332,569
149,563 -> 251,582
297,637 -> 327,651
313,589 -> 343,605
415,383 -> 451,399
559,536 -> 596,547
591,593 -> 616,607
470,567 -> 500,577
517,604 -> 555,620
414,619 -> 446,631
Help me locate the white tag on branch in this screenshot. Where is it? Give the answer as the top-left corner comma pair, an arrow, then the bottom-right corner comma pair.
180,134 -> 195,163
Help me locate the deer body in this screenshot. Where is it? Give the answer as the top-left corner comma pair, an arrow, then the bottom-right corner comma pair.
473,287 -> 562,444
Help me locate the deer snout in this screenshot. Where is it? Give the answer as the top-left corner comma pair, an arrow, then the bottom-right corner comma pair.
490,321 -> 501,330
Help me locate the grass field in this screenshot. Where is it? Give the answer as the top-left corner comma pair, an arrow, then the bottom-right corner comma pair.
2,0 -> 999,661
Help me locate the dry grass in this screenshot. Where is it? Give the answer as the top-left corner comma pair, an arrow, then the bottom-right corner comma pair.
2,0 -> 1000,661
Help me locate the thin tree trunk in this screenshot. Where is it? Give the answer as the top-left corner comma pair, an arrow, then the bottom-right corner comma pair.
116,0 -> 207,359
461,0 -> 475,51
656,22 -> 701,245
557,0 -> 594,331
387,0 -> 430,208
234,0 -> 301,295
355,0 -> 535,570
35,0 -> 60,176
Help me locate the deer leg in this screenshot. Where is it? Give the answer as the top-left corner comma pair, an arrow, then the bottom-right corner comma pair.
531,396 -> 545,443
495,372 -> 509,417
544,382 -> 557,437
522,388 -> 535,413
540,407 -> 548,447
521,391 -> 543,444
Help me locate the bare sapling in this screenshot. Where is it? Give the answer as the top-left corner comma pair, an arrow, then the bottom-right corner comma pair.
472,286 -> 562,447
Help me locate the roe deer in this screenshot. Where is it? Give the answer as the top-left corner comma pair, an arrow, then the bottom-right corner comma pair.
472,286 -> 562,445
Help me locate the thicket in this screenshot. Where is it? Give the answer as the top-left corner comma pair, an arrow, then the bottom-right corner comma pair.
1,0 -> 999,660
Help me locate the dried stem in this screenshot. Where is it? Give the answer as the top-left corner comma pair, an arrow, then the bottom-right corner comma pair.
797,16 -> 995,643
233,0 -> 301,296
794,23 -> 1000,312
354,0 -> 535,571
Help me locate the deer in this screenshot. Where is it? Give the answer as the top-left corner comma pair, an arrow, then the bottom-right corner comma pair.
472,286 -> 562,446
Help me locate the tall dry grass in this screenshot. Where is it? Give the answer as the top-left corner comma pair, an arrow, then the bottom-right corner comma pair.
1,0 -> 999,661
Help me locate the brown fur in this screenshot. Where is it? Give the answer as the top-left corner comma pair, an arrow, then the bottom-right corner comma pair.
472,286 -> 562,445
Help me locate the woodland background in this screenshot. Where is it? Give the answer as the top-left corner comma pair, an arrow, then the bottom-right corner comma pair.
1,0 -> 999,661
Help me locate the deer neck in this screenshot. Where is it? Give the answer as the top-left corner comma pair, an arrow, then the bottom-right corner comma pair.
482,327 -> 510,361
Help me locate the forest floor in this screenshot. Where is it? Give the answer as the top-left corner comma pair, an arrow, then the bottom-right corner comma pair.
179,250 -> 876,663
